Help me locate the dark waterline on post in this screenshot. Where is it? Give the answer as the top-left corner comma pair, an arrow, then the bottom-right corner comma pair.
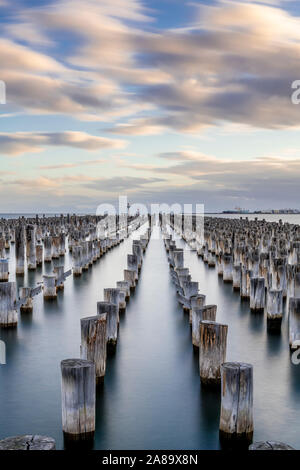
0,222 -> 299,449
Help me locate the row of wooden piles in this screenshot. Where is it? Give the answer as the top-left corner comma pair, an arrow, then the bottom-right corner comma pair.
59,222 -> 152,447
160,216 -> 294,450
0,216 -> 148,450
180,215 -> 300,350
0,214 -> 141,328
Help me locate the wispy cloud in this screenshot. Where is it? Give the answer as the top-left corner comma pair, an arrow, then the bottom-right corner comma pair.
0,0 -> 300,211
83,176 -> 166,192
2,0 -> 300,131
39,158 -> 106,170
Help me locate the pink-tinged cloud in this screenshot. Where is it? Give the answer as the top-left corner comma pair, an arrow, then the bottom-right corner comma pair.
0,131 -> 127,156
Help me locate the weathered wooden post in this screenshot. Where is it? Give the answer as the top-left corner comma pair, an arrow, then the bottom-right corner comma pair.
116,281 -> 130,301
59,233 -> 66,256
0,435 -> 56,450
10,229 -> 16,245
0,259 -> 9,282
192,305 -> 217,348
72,245 -> 83,276
26,225 -> 37,270
189,293 -> 206,324
118,289 -> 126,314
217,253 -> 223,276
43,275 -> 57,299
250,277 -> 265,312
223,255 -> 233,282
0,282 -> 18,327
104,288 -> 121,318
127,254 -> 138,283
203,244 -> 209,263
81,242 -> 89,271
249,441 -> 295,450
124,269 -> 136,291
286,265 -> 295,299
133,241 -> 143,270
219,362 -> 253,444
87,241 -> 93,266
52,236 -> 60,259
173,250 -> 184,269
294,272 -> 300,298
208,252 -> 216,267
19,287 -> 33,313
44,236 -> 52,262
233,265 -> 241,291
53,266 -> 64,291
289,297 -> 300,349
80,314 -> 107,383
61,359 -> 95,441
92,241 -> 98,262
100,239 -> 106,256
182,280 -> 198,314
0,237 -> 5,258
199,321 -> 228,386
15,225 -> 25,275
97,302 -> 118,348
240,267 -> 252,299
267,289 -> 283,329
273,263 -> 287,297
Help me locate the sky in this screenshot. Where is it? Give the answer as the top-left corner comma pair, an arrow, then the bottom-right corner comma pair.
1,0 -> 300,213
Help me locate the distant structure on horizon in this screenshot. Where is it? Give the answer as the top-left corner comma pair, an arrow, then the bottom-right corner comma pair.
222,206 -> 250,214
222,207 -> 300,214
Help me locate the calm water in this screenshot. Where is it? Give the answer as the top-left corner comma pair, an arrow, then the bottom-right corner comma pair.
0,221 -> 299,449
206,213 -> 300,224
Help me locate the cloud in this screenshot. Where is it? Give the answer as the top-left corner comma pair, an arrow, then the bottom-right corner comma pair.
39,158 -> 105,170
0,39 -> 64,73
3,0 -> 300,133
140,151 -> 300,206
83,176 -> 165,192
2,151 -> 300,211
108,117 -> 166,135
0,131 -> 126,156
4,23 -> 54,47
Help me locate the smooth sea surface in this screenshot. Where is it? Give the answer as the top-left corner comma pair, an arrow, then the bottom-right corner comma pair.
0,215 -> 299,449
